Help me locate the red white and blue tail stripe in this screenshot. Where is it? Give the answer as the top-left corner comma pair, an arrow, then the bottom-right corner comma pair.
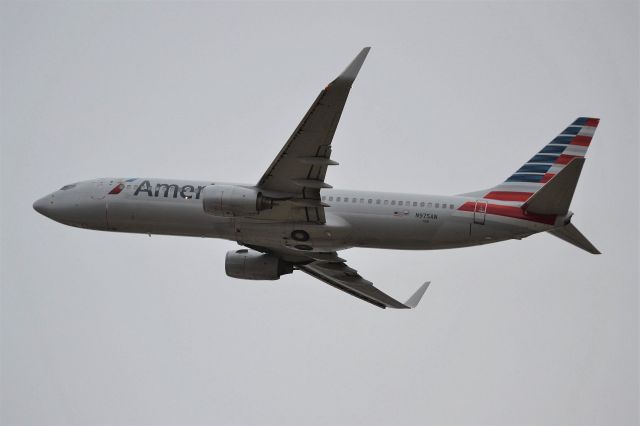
484,117 -> 599,202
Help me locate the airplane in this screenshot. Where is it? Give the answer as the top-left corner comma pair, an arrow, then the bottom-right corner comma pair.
33,47 -> 601,309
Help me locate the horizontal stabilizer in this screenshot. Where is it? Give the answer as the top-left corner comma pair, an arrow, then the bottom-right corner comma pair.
548,223 -> 601,254
523,158 -> 585,215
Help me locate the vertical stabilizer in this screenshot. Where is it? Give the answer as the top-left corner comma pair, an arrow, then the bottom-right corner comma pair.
480,117 -> 600,204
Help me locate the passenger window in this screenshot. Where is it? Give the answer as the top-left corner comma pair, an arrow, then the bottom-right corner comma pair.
376,199 -> 381,204
337,197 -> 341,202
329,196 -> 334,201
420,202 -> 425,207
359,198 -> 364,203
391,200 -> 396,206
427,202 -> 432,207
352,198 -> 357,203
435,203 -> 440,208
322,196 -> 326,201
368,199 -> 373,204
384,200 -> 389,205
449,204 -> 454,209
398,201 -> 403,206
413,202 -> 417,207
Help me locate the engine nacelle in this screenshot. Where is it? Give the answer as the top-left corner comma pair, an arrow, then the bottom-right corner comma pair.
202,185 -> 273,217
225,249 -> 293,281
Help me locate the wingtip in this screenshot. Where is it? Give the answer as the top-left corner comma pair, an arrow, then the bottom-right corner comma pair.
404,281 -> 430,309
336,47 -> 371,82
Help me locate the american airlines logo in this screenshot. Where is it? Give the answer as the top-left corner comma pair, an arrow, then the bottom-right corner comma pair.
109,180 -> 208,199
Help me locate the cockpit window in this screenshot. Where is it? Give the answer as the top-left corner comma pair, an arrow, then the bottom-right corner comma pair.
60,184 -> 76,190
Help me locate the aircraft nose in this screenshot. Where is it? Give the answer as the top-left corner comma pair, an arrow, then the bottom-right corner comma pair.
33,197 -> 49,216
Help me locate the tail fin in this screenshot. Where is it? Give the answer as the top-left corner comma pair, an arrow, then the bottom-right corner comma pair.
473,117 -> 602,255
548,223 -> 601,254
482,117 -> 600,204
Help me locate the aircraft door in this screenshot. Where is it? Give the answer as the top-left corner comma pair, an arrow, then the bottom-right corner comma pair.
473,200 -> 487,225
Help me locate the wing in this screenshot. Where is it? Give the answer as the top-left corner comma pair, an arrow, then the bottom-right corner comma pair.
243,244 -> 429,309
257,47 -> 370,223
298,258 -> 430,310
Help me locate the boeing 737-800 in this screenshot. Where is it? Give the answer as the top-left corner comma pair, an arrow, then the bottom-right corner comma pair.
33,47 -> 600,309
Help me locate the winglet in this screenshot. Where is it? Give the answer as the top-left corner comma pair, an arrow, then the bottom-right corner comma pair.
404,281 -> 430,309
334,47 -> 371,84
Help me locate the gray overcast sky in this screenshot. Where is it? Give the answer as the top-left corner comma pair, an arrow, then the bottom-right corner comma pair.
1,2 -> 638,425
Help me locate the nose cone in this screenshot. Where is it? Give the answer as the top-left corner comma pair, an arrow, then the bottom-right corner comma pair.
33,185 -> 108,230
33,197 -> 50,216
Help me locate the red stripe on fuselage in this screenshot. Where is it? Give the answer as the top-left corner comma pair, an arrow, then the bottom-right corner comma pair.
484,191 -> 533,202
458,201 -> 556,225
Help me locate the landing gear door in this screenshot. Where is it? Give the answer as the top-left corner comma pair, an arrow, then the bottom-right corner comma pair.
474,200 -> 487,225
234,219 -> 290,247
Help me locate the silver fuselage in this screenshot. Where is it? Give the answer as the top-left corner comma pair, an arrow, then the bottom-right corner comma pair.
33,178 -> 564,253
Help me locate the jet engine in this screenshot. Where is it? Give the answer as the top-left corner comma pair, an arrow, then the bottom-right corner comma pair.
225,249 -> 293,280
202,185 -> 274,217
